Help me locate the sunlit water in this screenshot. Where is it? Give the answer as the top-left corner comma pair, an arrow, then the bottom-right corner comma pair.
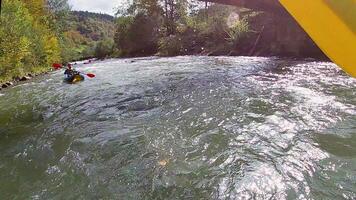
0,56 -> 355,199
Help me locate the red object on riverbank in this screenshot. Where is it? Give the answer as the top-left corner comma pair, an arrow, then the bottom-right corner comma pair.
52,63 -> 62,70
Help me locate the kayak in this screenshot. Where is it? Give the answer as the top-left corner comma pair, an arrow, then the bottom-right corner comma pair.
64,74 -> 85,83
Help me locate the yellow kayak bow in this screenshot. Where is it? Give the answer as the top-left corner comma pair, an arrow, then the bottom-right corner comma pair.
280,0 -> 356,77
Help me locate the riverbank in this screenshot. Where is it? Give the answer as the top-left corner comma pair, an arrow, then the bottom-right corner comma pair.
0,71 -> 51,92
113,7 -> 330,61
0,58 -> 99,91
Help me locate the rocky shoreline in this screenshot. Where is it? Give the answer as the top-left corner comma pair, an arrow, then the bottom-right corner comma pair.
0,72 -> 50,92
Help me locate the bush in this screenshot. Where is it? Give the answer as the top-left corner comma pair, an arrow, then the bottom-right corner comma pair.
158,35 -> 183,56
226,18 -> 250,48
94,38 -> 114,59
114,13 -> 160,56
81,43 -> 96,59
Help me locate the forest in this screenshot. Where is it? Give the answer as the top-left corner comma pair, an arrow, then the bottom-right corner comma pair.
0,0 -> 115,82
112,0 -> 324,58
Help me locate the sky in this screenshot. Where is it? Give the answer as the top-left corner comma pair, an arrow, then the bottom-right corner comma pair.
68,0 -> 123,16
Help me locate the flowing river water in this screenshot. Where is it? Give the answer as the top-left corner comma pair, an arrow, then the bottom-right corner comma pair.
0,56 -> 355,199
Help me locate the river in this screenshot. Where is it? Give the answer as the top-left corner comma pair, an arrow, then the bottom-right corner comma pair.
0,56 -> 355,199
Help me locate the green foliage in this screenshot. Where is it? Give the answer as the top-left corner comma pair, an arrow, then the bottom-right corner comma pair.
0,0 -> 61,81
226,18 -> 250,47
156,5 -> 238,55
70,11 -> 115,41
46,0 -> 71,34
47,0 -> 71,13
82,44 -> 97,58
94,38 -> 115,59
158,35 -> 182,56
114,13 -> 159,56
126,0 -> 162,16
59,11 -> 116,61
114,0 -> 251,57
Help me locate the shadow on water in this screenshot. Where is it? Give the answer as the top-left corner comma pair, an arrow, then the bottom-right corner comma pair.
316,119 -> 356,157
317,133 -> 356,157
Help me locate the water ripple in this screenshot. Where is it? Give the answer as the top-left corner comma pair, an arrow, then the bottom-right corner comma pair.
0,56 -> 355,199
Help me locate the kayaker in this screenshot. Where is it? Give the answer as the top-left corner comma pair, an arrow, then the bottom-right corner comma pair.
64,64 -> 75,78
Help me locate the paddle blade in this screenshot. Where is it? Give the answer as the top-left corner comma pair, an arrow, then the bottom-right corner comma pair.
52,63 -> 62,70
86,73 -> 95,78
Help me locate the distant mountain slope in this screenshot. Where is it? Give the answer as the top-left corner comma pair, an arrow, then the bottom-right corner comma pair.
68,11 -> 115,41
62,11 -> 116,60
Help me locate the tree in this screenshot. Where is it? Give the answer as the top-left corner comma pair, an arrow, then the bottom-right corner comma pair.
0,0 -> 61,81
114,13 -> 160,56
46,0 -> 71,33
47,0 -> 70,12
226,18 -> 249,48
94,38 -> 114,59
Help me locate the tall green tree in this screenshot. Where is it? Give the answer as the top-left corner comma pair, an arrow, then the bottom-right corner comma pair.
0,0 -> 61,81
46,0 -> 71,32
114,13 -> 160,56
94,38 -> 114,59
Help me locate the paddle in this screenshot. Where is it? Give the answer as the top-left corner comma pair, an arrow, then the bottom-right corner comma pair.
52,63 -> 96,78
81,72 -> 96,78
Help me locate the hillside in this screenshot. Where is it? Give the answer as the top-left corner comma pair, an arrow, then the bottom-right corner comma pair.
63,11 -> 116,61
69,11 -> 115,41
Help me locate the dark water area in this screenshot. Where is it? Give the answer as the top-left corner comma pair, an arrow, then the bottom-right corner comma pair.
0,56 -> 355,199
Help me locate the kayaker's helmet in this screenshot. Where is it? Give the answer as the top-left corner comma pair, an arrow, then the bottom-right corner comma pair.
67,64 -> 72,69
